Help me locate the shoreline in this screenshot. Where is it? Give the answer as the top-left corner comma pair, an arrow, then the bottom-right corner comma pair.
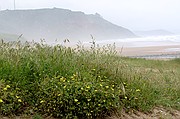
117,45 -> 180,59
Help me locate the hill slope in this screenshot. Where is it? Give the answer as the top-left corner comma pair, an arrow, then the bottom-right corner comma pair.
0,8 -> 136,41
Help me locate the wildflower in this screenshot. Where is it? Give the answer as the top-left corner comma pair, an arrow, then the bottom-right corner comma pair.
0,99 -> 3,103
134,97 -> 138,100
18,99 -> 22,102
58,94 -> 61,96
3,87 -> 7,91
86,86 -> 90,89
16,96 -> 20,99
95,90 -> 97,92
6,85 -> 10,88
105,86 -> 109,89
92,69 -> 96,71
136,89 -> 141,92
100,84 -> 102,87
71,76 -> 75,80
74,99 -> 78,102
60,77 -> 65,82
40,100 -> 45,103
87,99 -> 91,101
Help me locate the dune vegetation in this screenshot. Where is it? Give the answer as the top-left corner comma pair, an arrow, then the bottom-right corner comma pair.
0,40 -> 179,118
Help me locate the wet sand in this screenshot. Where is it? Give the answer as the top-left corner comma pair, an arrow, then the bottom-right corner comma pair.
117,45 -> 180,57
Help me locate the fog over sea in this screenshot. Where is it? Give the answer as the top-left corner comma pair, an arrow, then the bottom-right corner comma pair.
90,35 -> 180,59
95,35 -> 180,48
49,35 -> 180,59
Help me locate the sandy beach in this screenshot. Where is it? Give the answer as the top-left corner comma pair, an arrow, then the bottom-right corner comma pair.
118,45 -> 180,56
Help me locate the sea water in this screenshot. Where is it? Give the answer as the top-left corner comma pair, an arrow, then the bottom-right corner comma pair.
95,35 -> 180,48
92,35 -> 180,59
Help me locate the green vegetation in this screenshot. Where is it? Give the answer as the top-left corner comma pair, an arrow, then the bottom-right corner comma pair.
0,40 -> 179,118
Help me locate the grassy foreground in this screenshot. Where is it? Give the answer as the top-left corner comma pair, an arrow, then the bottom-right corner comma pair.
0,40 -> 179,118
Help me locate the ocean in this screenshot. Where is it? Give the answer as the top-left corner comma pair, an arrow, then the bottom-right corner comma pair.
95,35 -> 180,48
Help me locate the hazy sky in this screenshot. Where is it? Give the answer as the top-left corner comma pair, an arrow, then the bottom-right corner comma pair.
0,0 -> 180,33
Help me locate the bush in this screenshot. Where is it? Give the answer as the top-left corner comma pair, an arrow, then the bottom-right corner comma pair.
34,70 -> 122,118
0,40 -> 124,118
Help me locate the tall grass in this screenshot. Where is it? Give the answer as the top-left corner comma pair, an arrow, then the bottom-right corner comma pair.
0,40 -> 179,118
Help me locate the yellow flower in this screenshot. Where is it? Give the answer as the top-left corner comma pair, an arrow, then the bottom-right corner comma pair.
40,100 -> 45,103
105,86 -> 109,89
100,84 -> 102,87
74,99 -> 78,102
3,87 -> 7,91
16,96 -> 20,98
87,99 -> 91,101
0,99 -> 3,103
136,89 -> 141,92
6,85 -> 10,88
86,86 -> 90,89
18,99 -> 22,102
60,77 -> 64,81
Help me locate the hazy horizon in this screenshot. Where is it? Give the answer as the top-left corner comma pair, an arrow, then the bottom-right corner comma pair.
0,0 -> 180,34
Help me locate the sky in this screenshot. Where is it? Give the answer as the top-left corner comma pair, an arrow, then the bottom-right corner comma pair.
0,0 -> 180,33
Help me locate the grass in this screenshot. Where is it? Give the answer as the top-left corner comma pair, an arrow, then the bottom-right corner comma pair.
0,39 -> 179,118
